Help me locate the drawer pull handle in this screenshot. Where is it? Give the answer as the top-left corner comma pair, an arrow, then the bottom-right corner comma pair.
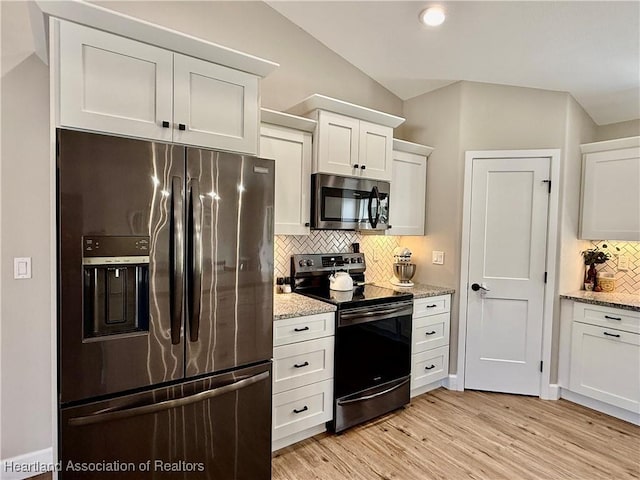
426,304 -> 437,308
604,315 -> 622,321
294,326 -> 310,332
293,361 -> 309,368
603,332 -> 621,338
425,331 -> 437,336
425,364 -> 436,370
293,406 -> 309,414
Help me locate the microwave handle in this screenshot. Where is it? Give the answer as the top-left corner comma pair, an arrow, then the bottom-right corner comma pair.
367,186 -> 380,228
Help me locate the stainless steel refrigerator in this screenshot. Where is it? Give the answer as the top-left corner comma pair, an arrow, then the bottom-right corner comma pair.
57,129 -> 274,479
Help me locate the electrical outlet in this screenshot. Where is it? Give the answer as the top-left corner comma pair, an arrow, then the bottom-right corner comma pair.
617,254 -> 629,271
432,251 -> 444,265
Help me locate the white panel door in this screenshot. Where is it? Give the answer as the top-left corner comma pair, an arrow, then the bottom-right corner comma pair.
260,124 -> 312,235
388,150 -> 427,235
58,20 -> 173,141
580,147 -> 640,241
465,157 -> 550,395
173,54 -> 259,153
358,121 -> 393,181
315,111 -> 359,176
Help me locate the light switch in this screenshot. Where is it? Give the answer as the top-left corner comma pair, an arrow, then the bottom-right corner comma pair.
14,257 -> 32,279
432,251 -> 444,265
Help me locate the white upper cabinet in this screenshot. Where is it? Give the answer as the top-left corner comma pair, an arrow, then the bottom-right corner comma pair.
56,20 -> 261,154
260,114 -> 314,235
580,137 -> 640,241
288,95 -> 404,182
58,20 -> 173,142
316,111 -> 360,177
388,140 -> 432,236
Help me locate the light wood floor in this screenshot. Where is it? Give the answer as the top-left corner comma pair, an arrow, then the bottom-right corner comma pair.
272,388 -> 640,480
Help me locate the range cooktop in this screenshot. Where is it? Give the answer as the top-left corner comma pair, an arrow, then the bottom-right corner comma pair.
297,284 -> 413,310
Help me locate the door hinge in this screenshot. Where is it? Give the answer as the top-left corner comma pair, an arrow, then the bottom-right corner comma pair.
542,179 -> 551,193
540,361 -> 543,372
544,271 -> 548,283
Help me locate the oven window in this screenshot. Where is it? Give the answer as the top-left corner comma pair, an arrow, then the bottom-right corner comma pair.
334,313 -> 411,398
321,187 -> 370,222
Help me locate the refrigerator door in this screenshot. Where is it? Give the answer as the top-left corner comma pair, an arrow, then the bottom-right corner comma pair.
185,150 -> 274,377
60,362 -> 272,479
58,129 -> 185,403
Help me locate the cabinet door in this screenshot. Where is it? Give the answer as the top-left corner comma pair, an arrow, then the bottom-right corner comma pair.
315,111 -> 360,176
388,150 -> 427,235
569,322 -> 640,412
58,20 -> 173,141
358,121 -> 393,181
174,54 -> 259,153
260,125 -> 311,235
580,147 -> 640,240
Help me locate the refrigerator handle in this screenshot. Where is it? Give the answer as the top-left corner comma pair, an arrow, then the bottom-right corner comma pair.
67,371 -> 269,426
188,178 -> 202,342
170,176 -> 184,345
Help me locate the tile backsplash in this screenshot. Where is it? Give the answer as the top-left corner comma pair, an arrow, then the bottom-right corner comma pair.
275,231 -> 401,283
594,241 -> 640,293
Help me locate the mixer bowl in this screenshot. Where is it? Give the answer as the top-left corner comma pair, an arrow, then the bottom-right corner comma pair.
393,263 -> 416,283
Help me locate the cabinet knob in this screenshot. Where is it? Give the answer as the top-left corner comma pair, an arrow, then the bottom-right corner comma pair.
304,222 -> 310,227
178,123 -> 187,131
353,164 -> 359,169
161,121 -> 170,128
361,165 -> 366,170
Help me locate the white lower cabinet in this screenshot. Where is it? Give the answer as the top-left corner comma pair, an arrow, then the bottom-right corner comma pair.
569,309 -> 640,413
410,295 -> 451,397
272,312 -> 335,450
560,300 -> 640,423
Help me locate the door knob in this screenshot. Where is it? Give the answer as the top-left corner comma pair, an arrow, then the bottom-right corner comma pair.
471,283 -> 490,292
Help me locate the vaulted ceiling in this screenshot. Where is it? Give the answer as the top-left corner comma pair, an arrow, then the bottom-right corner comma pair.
268,1 -> 640,125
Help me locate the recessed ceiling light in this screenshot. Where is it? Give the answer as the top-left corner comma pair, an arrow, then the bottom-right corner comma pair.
420,6 -> 446,27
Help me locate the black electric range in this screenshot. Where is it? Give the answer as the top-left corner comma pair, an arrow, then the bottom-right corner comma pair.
291,252 -> 413,433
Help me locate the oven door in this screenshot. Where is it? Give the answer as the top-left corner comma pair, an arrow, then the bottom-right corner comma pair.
311,174 -> 389,231
332,301 -> 412,432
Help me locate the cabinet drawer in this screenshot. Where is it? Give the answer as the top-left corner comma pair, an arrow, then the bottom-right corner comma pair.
273,312 -> 335,346
273,337 -> 334,394
411,346 -> 449,389
573,302 -> 639,334
272,379 -> 333,441
570,322 -> 639,412
413,313 -> 450,353
413,295 -> 450,318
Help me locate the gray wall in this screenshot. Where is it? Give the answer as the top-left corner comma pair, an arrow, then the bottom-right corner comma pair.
0,0 -> 402,460
398,81 -> 598,374
595,119 -> 640,141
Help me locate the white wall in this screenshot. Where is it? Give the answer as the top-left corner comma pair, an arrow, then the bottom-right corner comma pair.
0,0 -> 403,461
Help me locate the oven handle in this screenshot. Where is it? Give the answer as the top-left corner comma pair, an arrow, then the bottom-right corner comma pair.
339,302 -> 413,327
337,377 -> 410,406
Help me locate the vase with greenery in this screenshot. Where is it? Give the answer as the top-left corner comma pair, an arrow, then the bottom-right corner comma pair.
581,242 -> 619,291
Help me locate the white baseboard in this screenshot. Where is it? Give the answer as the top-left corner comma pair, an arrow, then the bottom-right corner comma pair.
272,424 -> 326,452
410,379 -> 444,398
1,447 -> 55,480
443,374 -> 459,391
541,383 -> 560,400
560,389 -> 640,425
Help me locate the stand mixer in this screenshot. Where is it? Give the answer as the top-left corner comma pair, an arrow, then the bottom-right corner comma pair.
391,247 -> 416,287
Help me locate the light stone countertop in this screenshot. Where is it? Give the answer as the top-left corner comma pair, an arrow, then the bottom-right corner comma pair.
374,281 -> 455,299
273,292 -> 336,320
560,291 -> 640,312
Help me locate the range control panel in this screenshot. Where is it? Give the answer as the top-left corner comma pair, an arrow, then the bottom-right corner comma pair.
292,253 -> 366,276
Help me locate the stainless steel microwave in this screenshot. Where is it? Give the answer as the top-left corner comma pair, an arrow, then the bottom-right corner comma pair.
311,173 -> 390,232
